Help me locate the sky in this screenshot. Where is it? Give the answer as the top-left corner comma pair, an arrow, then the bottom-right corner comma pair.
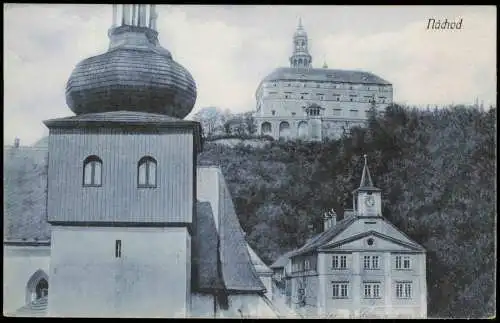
4,4 -> 497,146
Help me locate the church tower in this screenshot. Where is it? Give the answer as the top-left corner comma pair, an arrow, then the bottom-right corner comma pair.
45,5 -> 201,317
289,18 -> 312,69
352,155 -> 382,217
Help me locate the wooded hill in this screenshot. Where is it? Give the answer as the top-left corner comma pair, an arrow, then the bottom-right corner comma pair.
198,104 -> 496,318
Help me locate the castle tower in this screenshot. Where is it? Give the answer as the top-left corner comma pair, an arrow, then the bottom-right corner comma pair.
352,154 -> 382,217
45,5 -> 201,317
289,18 -> 312,69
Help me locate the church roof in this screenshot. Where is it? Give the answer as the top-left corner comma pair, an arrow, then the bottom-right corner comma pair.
247,245 -> 273,274
218,172 -> 267,292
260,67 -> 391,88
3,147 -> 50,241
192,201 -> 225,292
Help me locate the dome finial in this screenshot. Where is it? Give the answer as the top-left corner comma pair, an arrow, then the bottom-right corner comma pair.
298,17 -> 303,29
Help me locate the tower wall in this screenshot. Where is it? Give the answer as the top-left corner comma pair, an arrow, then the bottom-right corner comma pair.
48,226 -> 191,317
47,128 -> 195,224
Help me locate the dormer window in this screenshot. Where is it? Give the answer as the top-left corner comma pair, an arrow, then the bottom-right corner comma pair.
138,156 -> 157,188
83,155 -> 102,187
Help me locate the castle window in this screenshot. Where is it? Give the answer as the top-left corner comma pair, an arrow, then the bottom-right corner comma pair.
138,156 -> 157,188
115,240 -> 122,258
396,281 -> 412,299
292,112 -> 296,116
272,110 -> 276,116
301,96 -> 304,99
83,155 -> 102,187
332,281 -> 349,298
336,97 -> 340,101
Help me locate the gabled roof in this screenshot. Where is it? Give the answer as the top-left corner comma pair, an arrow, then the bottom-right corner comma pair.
269,250 -> 295,269
217,172 -> 267,293
319,230 -> 425,252
289,216 -> 358,258
247,245 -> 273,274
192,201 -> 225,292
3,147 -> 50,241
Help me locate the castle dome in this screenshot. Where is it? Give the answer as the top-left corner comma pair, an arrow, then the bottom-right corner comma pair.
65,6 -> 197,119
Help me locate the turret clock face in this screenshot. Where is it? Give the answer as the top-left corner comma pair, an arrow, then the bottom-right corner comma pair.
365,196 -> 375,207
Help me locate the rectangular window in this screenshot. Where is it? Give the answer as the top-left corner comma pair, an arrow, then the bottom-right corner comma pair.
115,240 -> 122,258
396,282 -> 412,298
396,255 -> 411,269
350,109 -> 359,117
395,255 -> 402,269
364,282 -> 381,298
304,259 -> 310,271
372,256 -> 380,269
333,109 -> 342,116
363,255 -> 371,269
403,256 -> 411,269
340,255 -> 347,269
332,255 -> 347,269
332,282 -> 349,298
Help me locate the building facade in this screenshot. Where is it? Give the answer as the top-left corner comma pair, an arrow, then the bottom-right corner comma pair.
255,20 -> 394,141
3,4 -> 276,318
270,156 -> 427,319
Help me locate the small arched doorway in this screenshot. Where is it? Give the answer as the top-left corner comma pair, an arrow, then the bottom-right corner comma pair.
26,269 -> 49,304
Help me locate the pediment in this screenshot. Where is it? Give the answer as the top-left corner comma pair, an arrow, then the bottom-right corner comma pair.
319,231 -> 423,252
326,217 -> 424,250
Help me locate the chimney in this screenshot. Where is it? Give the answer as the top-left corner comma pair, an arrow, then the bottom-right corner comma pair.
14,137 -> 20,148
323,212 -> 331,231
330,209 -> 337,227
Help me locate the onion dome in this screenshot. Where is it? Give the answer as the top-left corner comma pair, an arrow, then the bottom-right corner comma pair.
65,5 -> 197,119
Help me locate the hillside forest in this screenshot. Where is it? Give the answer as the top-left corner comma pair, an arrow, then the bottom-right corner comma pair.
197,104 -> 496,318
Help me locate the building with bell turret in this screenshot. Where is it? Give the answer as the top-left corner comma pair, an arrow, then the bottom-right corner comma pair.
255,20 -> 394,141
270,155 -> 427,319
3,4 -> 277,318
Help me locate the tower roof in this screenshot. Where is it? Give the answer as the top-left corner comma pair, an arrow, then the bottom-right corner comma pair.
353,154 -> 381,193
294,17 -> 307,37
65,5 -> 197,119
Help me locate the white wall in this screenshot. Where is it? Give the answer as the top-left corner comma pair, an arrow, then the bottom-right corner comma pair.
196,167 -> 220,231
3,245 -> 50,315
48,226 -> 191,318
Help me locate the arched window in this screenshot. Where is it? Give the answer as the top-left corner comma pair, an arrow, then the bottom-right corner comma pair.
83,155 -> 102,186
26,269 -> 49,304
138,156 -> 157,188
279,121 -> 290,139
261,122 -> 272,135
